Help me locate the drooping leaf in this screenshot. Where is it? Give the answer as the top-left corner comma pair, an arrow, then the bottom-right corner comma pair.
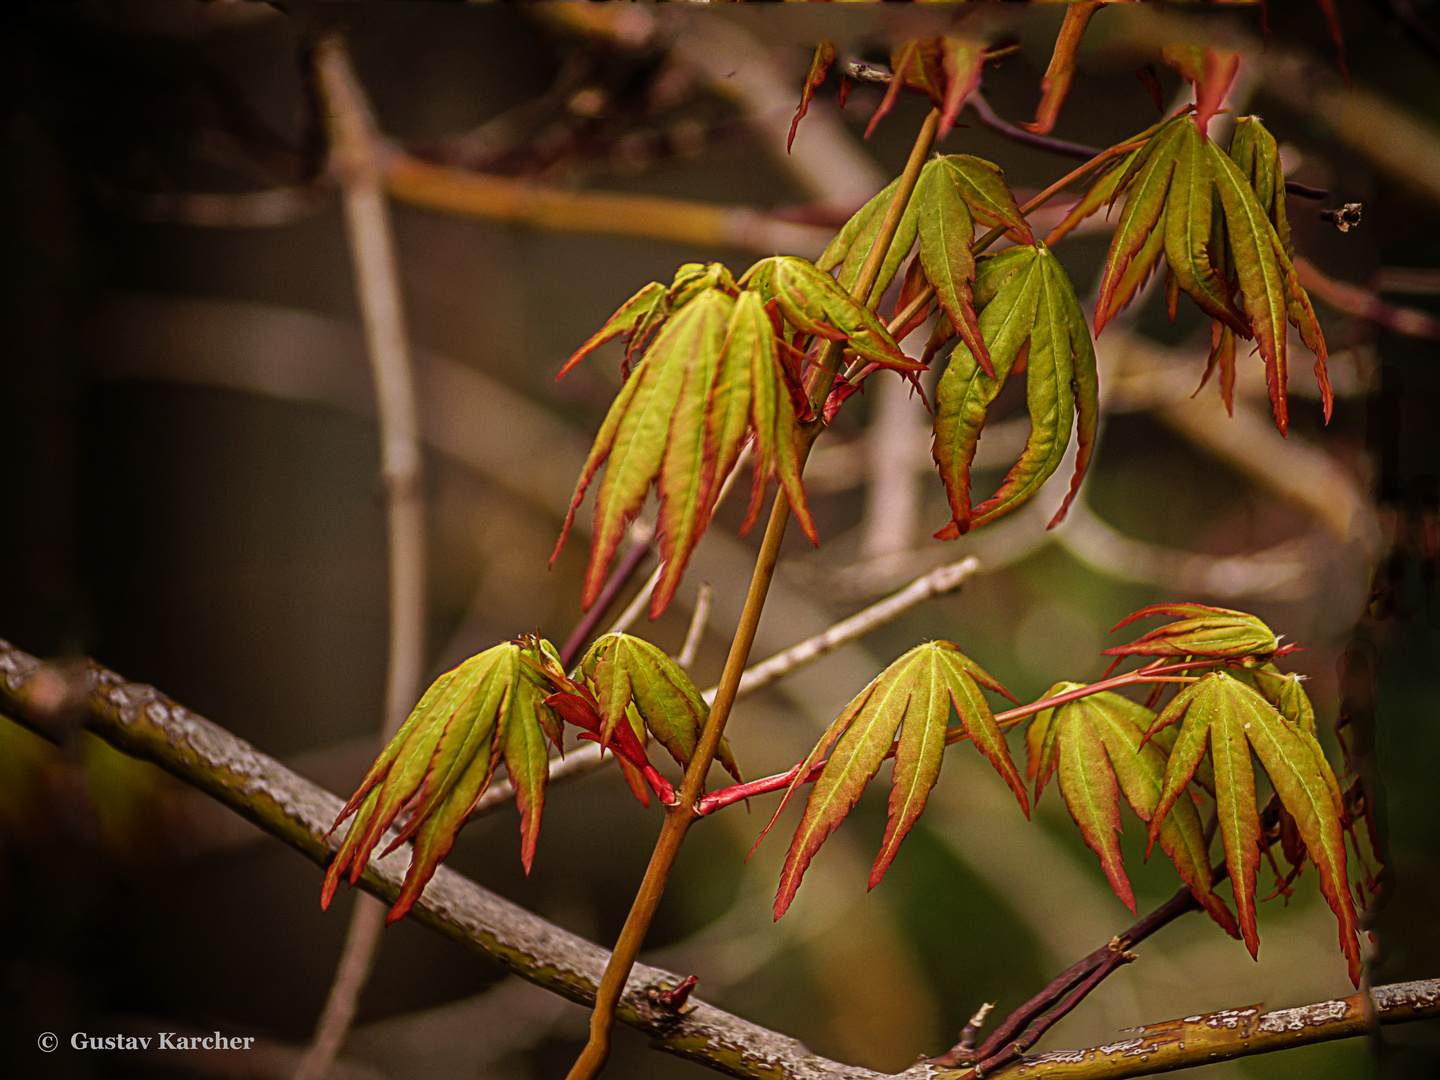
1160,45 -> 1239,135
1081,692 -> 1240,937
770,642 -> 1024,919
1057,700 -> 1136,912
972,246 -> 1098,530
938,36 -> 986,139
931,244 -> 1097,537
789,41 -> 836,153
1083,109 -> 1330,435
1104,603 -> 1280,672
322,638 -> 566,922
1094,116 -> 1188,335
932,248 -> 1041,538
914,156 -> 1035,379
1145,672 -> 1361,983
1024,1 -> 1102,136
581,632 -> 741,782
649,291 -> 734,616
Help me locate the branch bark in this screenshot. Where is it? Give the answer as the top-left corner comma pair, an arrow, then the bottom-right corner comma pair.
2,640 -> 1436,1079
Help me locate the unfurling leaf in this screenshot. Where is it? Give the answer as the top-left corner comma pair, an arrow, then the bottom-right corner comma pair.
931,243 -> 1098,537
789,41 -> 836,153
1024,1 -> 1102,136
1027,688 -> 1238,935
580,632 -> 741,782
1083,111 -> 1330,435
322,637 -> 564,923
767,642 -> 1025,919
1145,671 -> 1361,984
556,257 -> 908,617
1103,603 -> 1280,673
823,156 -> 1030,340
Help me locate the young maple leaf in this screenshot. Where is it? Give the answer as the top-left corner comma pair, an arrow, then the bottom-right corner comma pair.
1027,685 -> 1239,937
579,632 -> 741,783
819,156 -> 1032,377
1086,110 -> 1330,436
555,258 -> 909,619
321,637 -> 566,923
1102,602 -> 1281,675
1144,671 -> 1362,985
931,243 -> 1099,537
762,641 -> 1026,919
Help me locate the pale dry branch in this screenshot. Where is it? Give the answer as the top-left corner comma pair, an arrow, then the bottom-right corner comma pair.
297,37 -> 428,1080
2,643 -> 1435,1080
678,583 -> 713,670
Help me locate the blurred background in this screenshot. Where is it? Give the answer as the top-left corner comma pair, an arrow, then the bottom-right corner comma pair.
1,2 -> 1438,1078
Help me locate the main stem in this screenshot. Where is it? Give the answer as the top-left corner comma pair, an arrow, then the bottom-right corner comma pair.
564,108 -> 941,1080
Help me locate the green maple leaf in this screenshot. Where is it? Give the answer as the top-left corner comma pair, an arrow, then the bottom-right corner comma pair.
580,632 -> 741,783
931,242 -> 1098,537
1087,112 -> 1330,435
1145,671 -> 1361,984
555,259 -> 915,618
764,641 -> 1026,919
819,156 -> 1031,378
1027,686 -> 1239,937
322,637 -> 564,923
1103,603 -> 1281,674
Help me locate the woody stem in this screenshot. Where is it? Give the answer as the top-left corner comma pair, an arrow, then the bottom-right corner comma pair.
562,108 -> 941,1080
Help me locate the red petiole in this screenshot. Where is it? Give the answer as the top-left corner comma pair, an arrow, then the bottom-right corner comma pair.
694,658 -> 1220,816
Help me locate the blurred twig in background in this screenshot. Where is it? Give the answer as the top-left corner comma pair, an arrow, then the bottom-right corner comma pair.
294,37 -> 427,1080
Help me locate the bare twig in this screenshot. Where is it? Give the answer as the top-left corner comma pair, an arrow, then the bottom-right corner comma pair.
295,37 -> 428,1080
677,583 -> 713,670
2,641 -> 1437,1080
1297,256 -> 1440,343
717,556 -> 981,704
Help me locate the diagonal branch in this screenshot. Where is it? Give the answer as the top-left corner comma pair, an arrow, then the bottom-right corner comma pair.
0,639 -> 890,1080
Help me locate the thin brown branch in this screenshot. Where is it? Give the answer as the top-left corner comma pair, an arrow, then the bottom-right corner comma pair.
385,153 -> 832,258
296,36 -> 428,1080
1296,256 -> 1440,343
2,641 -> 1436,1080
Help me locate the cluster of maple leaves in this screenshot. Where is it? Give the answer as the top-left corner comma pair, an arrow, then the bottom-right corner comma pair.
324,32 -> 1363,986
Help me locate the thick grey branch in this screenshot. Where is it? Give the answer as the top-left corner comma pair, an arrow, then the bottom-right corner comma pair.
0,639 -> 890,1080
